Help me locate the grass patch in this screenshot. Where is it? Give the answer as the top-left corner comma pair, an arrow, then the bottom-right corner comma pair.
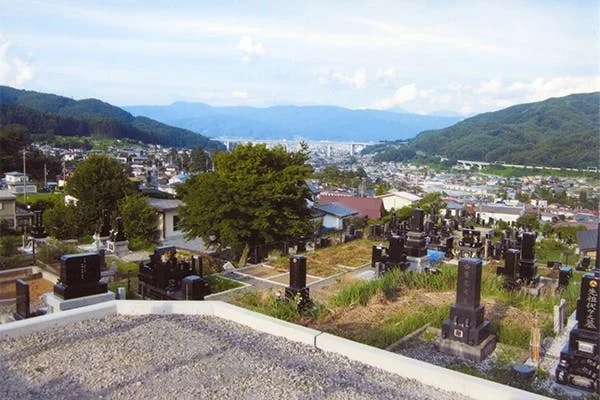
206,274 -> 244,293
330,268 -> 402,307
535,240 -> 577,265
16,193 -> 62,204
233,290 -> 325,322
268,238 -> 380,277
358,305 -> 449,348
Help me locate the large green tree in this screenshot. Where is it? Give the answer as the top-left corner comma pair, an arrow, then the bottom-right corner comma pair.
65,154 -> 136,233
179,143 -> 313,265
117,194 -> 159,249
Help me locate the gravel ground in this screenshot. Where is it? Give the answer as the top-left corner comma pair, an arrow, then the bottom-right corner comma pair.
1,314 -> 473,400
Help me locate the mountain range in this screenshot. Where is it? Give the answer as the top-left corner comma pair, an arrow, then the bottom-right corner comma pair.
391,92 -> 599,169
0,86 -> 223,150
124,103 -> 462,142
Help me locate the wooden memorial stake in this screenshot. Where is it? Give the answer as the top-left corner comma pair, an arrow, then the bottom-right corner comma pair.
530,313 -> 541,364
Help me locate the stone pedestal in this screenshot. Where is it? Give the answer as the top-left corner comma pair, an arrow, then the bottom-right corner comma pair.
407,255 -> 431,273
107,240 -> 129,255
438,334 -> 497,362
440,258 -> 496,361
45,291 -> 115,313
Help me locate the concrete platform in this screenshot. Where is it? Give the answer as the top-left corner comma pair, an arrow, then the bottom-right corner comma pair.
44,291 -> 115,313
437,334 -> 497,362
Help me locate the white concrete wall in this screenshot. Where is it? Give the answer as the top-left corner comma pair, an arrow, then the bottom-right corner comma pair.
0,300 -> 554,400
322,214 -> 343,230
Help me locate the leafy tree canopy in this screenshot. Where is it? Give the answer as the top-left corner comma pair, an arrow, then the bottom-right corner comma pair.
66,154 -> 137,233
117,194 -> 159,249
179,143 -> 313,261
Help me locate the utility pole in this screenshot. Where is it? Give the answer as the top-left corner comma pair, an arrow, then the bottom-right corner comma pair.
44,163 -> 47,188
22,150 -> 27,205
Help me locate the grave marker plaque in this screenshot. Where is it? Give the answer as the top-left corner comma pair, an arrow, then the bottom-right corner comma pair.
54,253 -> 108,300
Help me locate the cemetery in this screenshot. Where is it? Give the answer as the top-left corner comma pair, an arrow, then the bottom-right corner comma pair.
0,206 -> 598,398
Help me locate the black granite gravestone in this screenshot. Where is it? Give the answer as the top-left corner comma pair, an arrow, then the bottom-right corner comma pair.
558,267 -> 573,288
441,258 -> 491,346
54,253 -> 108,300
192,255 -> 203,277
285,255 -> 310,309
521,232 -> 536,261
182,275 -> 210,300
14,279 -> 30,320
406,209 -> 428,257
114,216 -> 127,242
296,240 -> 306,254
99,209 -> 111,237
556,224 -> 600,394
411,208 -> 425,232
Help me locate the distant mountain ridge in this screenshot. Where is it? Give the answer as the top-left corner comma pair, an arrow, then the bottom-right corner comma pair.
124,102 -> 462,142
0,86 -> 224,150
405,92 -> 599,169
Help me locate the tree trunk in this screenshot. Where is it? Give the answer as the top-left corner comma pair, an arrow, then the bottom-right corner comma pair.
238,243 -> 250,267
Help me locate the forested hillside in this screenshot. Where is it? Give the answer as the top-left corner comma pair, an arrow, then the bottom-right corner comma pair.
0,86 -> 224,150
410,92 -> 599,168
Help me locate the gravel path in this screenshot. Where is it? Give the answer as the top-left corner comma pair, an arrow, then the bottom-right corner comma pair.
1,314 -> 473,400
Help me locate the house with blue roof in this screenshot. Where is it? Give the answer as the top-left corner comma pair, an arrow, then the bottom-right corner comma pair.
314,203 -> 359,230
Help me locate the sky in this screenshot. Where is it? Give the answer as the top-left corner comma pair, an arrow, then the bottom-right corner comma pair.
1,0 -> 599,116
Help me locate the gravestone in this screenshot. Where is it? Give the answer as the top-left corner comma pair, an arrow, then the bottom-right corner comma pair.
556,224 -> 600,394
99,209 -> 111,238
14,279 -> 31,320
296,240 -> 307,254
554,298 -> 567,335
496,248 -> 520,288
558,266 -> 573,288
107,216 -> 129,254
53,253 -> 108,300
439,258 -> 496,362
285,255 -> 311,310
182,275 -> 210,300
138,247 -> 209,300
405,209 -> 430,272
519,232 -> 539,285
192,255 -> 203,277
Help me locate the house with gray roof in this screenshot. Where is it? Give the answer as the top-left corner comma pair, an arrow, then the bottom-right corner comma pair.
314,203 -> 358,230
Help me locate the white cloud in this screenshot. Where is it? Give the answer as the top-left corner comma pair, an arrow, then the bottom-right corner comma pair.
476,78 -> 502,95
372,83 -> 418,109
237,36 -> 265,63
375,67 -> 397,86
231,90 -> 249,100
316,69 -> 367,89
0,36 -> 34,87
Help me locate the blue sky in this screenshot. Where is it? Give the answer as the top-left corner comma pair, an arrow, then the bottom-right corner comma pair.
1,1 -> 598,115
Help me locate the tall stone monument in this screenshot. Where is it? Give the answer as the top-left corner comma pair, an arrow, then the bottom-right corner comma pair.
404,208 -> 430,272
555,224 -> 600,394
439,258 -> 497,362
99,209 -> 111,238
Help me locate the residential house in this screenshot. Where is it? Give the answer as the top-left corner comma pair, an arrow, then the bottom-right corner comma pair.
4,172 -> 37,195
314,203 -> 358,230
0,190 -> 17,229
148,198 -> 184,240
576,228 -> 598,259
476,204 -> 524,225
318,194 -> 384,219
377,190 -> 421,212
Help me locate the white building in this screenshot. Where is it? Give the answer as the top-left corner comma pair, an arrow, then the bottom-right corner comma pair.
377,190 -> 421,212
4,172 -> 37,195
148,198 -> 184,240
477,204 -> 524,225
